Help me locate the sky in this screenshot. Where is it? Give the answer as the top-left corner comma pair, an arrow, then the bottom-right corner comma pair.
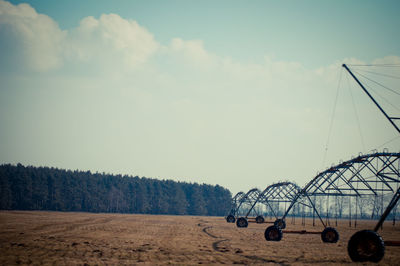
1,0 -> 399,194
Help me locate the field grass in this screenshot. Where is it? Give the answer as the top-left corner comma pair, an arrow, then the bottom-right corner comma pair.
1,211 -> 400,265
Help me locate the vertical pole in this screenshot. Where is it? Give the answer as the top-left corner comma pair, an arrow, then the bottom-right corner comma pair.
306,195 -> 327,228
335,195 -> 338,227
349,197 -> 352,228
355,195 -> 358,228
282,194 -> 300,220
291,204 -> 295,225
381,185 -> 384,230
326,195 -> 330,226
394,184 -> 399,226
355,182 -> 358,228
312,195 -> 316,226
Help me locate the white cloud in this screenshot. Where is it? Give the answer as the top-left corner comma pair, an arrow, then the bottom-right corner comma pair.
169,38 -> 217,68
0,0 -> 65,71
372,55 -> 400,65
67,14 -> 159,68
0,0 -> 159,72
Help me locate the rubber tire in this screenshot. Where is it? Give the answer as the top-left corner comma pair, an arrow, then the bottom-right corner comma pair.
255,215 -> 265,224
236,217 -> 248,228
348,230 -> 385,262
226,215 -> 235,223
264,225 -> 283,241
321,227 -> 339,243
274,218 -> 286,229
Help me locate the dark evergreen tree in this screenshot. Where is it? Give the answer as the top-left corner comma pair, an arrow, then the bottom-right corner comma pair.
168,182 -> 188,215
186,184 -> 207,215
0,163 -> 231,216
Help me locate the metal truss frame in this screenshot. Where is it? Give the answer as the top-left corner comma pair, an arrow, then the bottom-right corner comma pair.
244,182 -> 307,219
234,188 -> 262,217
226,191 -> 245,217
341,64 -> 400,262
281,151 -> 400,228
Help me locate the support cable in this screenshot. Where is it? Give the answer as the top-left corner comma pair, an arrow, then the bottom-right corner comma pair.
362,81 -> 400,113
353,68 -> 400,80
345,73 -> 366,152
352,69 -> 400,96
322,68 -> 342,168
342,64 -> 400,134
346,64 -> 400,67
371,135 -> 400,152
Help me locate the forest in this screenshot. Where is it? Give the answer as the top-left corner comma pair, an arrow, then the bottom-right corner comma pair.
0,163 -> 232,216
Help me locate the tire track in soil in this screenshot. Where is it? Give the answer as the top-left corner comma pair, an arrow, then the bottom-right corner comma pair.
199,222 -> 289,265
202,227 -> 218,239
243,255 -> 290,266
32,217 -> 114,237
211,239 -> 228,252
31,217 -> 95,231
296,258 -> 352,264
198,222 -> 229,252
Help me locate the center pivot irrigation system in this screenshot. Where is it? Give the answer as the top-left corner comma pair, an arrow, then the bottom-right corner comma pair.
343,63 -> 400,262
225,188 -> 261,224
266,152 -> 400,246
225,64 -> 400,262
227,182 -> 304,228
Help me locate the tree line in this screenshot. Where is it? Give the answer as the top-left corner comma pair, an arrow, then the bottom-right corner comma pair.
0,163 -> 232,216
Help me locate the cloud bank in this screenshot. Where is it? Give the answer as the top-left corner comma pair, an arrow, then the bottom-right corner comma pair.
1,0 -> 399,193
0,0 -> 65,71
0,0 -> 158,72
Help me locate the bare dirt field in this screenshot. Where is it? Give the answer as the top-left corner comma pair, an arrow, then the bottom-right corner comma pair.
1,211 -> 400,265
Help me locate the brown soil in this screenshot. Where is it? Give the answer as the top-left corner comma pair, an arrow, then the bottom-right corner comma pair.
1,211 -> 399,265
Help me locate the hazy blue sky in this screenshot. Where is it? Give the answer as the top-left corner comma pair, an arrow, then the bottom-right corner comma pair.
1,0 -> 399,194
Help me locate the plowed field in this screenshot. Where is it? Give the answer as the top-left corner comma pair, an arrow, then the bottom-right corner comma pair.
1,211 -> 399,265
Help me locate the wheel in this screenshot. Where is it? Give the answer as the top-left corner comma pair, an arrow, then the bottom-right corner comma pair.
236,217 -> 248,228
226,215 -> 235,223
274,218 -> 286,229
264,225 -> 283,241
255,215 -> 265,224
348,230 -> 385,262
321,227 -> 339,243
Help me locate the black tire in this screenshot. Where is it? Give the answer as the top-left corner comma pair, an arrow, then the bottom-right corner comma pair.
255,215 -> 265,224
274,219 -> 286,229
264,225 -> 283,241
236,217 -> 248,228
348,230 -> 385,262
226,215 -> 235,223
321,227 -> 339,243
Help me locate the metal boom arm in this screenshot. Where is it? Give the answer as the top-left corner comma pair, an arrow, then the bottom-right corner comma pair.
342,64 -> 400,135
